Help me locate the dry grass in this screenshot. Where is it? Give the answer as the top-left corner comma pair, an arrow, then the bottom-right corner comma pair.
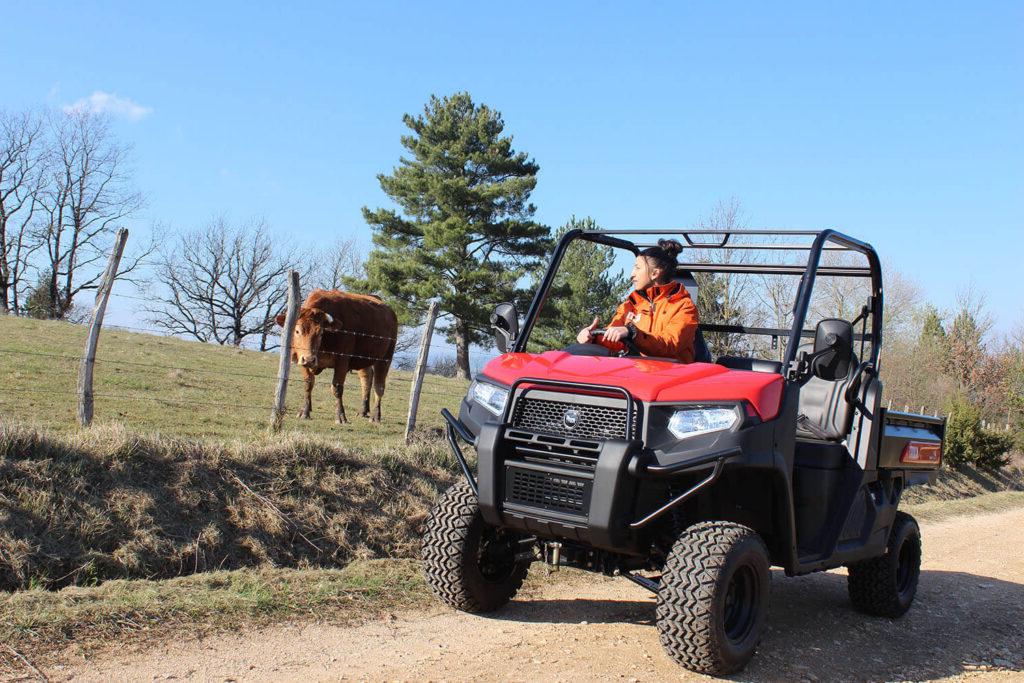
0,559 -> 431,674
901,462 -> 1024,505
0,422 -> 458,592
903,490 -> 1024,523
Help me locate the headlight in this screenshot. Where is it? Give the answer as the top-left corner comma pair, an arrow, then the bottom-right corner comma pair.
667,406 -> 740,440
470,379 -> 509,416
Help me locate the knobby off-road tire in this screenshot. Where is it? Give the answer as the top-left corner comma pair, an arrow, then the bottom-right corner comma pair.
847,511 -> 921,618
421,481 -> 529,613
656,521 -> 771,676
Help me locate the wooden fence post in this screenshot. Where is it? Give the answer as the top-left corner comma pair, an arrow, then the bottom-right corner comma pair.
77,228 -> 129,427
405,301 -> 441,444
271,271 -> 301,432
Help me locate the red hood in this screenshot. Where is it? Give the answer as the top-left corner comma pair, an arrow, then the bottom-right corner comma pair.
480,351 -> 784,420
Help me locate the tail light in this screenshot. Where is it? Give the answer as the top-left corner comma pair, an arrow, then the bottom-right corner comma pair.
900,441 -> 942,465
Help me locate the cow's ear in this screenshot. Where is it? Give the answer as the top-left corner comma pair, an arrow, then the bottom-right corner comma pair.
274,313 -> 286,327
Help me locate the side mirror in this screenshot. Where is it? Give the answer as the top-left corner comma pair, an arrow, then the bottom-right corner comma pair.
490,302 -> 519,354
810,318 -> 854,381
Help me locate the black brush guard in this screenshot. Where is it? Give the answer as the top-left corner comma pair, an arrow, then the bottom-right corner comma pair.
441,378 -> 731,552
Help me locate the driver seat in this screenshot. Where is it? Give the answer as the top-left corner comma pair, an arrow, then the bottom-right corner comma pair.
675,271 -> 712,364
795,343 -> 860,441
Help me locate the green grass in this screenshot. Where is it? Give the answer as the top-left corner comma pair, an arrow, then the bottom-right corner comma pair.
0,316 -> 468,447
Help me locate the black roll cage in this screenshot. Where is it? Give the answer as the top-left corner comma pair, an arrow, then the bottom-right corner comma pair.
514,228 -> 884,374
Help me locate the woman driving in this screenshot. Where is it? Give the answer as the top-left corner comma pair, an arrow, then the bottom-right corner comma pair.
576,239 -> 700,363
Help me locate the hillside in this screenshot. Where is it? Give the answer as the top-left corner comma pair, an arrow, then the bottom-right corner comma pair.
0,316 -> 468,447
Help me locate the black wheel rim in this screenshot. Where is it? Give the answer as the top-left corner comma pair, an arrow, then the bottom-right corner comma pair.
723,564 -> 759,644
476,526 -> 519,582
896,535 -> 919,598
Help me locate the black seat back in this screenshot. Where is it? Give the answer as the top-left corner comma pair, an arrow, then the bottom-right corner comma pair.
675,271 -> 712,363
796,343 -> 859,441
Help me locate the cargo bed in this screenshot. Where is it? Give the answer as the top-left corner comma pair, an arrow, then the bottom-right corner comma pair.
878,409 -> 945,483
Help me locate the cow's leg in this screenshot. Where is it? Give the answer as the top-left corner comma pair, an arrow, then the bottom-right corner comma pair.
371,361 -> 390,423
357,366 -> 374,418
298,367 -> 315,419
332,362 -> 350,424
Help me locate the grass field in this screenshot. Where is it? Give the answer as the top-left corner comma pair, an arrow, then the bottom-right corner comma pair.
0,316 -> 469,447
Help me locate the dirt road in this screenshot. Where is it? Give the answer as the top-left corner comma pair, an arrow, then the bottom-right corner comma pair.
53,507 -> 1024,682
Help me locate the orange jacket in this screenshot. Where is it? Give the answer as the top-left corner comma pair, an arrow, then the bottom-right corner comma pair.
598,281 -> 700,363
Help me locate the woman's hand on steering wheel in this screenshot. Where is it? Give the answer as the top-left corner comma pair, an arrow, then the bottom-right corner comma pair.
601,325 -> 631,343
587,325 -> 641,357
576,318 -> 641,356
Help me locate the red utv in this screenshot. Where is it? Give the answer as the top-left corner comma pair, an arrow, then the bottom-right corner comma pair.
421,228 -> 944,675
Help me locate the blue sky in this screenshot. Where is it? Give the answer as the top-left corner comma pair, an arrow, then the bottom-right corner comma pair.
3,2 -> 1022,339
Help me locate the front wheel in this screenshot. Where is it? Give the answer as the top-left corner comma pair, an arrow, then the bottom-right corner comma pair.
847,511 -> 921,617
656,521 -> 771,675
421,481 -> 530,613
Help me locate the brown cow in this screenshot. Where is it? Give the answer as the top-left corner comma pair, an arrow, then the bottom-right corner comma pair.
275,289 -> 398,424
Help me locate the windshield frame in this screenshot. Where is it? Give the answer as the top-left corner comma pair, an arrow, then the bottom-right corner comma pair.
513,228 -> 884,373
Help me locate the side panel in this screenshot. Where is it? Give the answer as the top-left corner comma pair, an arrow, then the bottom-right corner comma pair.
850,375 -> 884,472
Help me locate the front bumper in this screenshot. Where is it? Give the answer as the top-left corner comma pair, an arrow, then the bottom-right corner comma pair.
475,421 -> 643,552
442,408 -> 735,554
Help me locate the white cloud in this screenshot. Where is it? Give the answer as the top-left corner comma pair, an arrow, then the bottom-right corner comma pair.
63,91 -> 152,121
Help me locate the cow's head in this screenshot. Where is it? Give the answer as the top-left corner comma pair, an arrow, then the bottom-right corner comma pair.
275,308 -> 341,368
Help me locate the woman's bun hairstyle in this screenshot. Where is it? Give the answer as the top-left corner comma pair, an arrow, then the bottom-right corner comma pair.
640,239 -> 684,282
657,239 -> 683,260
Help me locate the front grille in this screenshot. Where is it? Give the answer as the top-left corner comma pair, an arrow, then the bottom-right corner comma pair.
505,466 -> 591,516
505,430 -> 600,472
511,396 -> 636,439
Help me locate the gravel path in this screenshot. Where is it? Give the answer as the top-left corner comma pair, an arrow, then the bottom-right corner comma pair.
53,507 -> 1024,682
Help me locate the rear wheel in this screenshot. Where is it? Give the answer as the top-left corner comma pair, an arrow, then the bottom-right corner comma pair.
421,481 -> 530,613
847,511 -> 921,617
656,521 -> 770,675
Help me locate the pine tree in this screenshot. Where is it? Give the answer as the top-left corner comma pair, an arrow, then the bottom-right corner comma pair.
915,305 -> 949,391
361,93 -> 550,379
919,305 -> 947,346
24,269 -> 67,320
944,394 -> 1013,470
947,307 -> 985,396
696,273 -> 746,358
528,217 -> 630,351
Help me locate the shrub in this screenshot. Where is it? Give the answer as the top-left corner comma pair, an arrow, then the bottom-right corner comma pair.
428,355 -> 459,378
944,396 -> 1014,471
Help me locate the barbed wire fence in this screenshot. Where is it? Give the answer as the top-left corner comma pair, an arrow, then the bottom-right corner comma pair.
0,232 -> 476,441
4,234 -> 1002,438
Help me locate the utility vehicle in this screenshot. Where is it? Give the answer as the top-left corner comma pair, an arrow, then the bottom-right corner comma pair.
421,228 -> 944,675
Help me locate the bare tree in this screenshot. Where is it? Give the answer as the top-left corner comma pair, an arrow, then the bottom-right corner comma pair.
35,110 -> 146,318
0,110 -> 46,314
692,198 -> 757,357
148,217 -> 299,348
750,271 -> 797,361
308,236 -> 366,291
